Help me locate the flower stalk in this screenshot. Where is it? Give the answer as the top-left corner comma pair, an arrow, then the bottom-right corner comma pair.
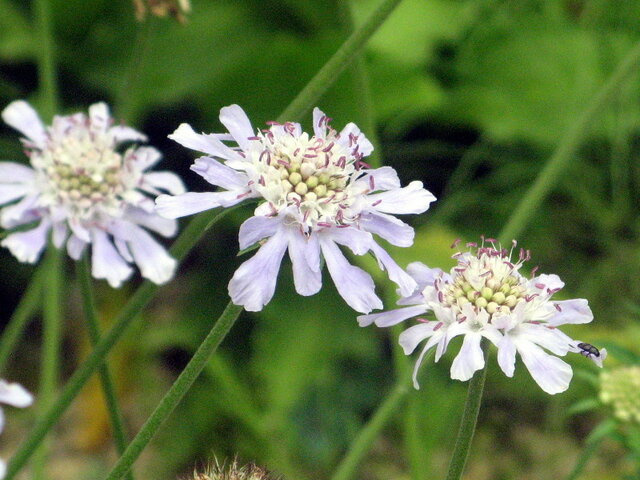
103,301 -> 244,480
77,256 -> 134,480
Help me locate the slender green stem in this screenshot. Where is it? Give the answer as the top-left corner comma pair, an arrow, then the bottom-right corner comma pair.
499,39 -> 640,242
3,206 -> 233,480
443,343 -> 489,480
34,0 -> 58,119
565,419 -> 616,480
5,1 -> 403,471
277,0 -> 405,122
77,257 -> 134,480
331,380 -> 410,480
0,265 -> 45,373
103,301 -> 244,480
32,247 -> 62,480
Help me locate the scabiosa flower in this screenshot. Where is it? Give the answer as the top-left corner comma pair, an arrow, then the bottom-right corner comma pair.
157,105 -> 435,313
358,238 -> 604,394
189,459 -> 279,480
0,100 -> 185,287
600,366 -> 640,423
0,380 -> 33,479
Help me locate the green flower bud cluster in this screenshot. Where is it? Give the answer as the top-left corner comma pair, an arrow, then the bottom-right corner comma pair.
444,274 -> 525,316
600,366 -> 640,423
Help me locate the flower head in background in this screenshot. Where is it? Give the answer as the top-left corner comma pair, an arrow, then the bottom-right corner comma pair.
188,459 -> 280,480
0,380 -> 33,479
158,105 -> 435,313
0,101 -> 185,287
134,0 -> 191,23
600,366 -> 640,423
359,238 -> 605,394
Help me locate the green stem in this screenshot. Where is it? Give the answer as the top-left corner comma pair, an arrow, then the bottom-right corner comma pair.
34,0 -> 58,118
499,39 -> 640,243
77,257 -> 134,480
277,0 -> 405,123
443,343 -> 489,480
565,419 -> 616,480
330,380 -> 410,480
31,247 -> 62,480
103,301 -> 244,480
5,0 -> 402,471
0,266 -> 45,374
3,206 -> 233,480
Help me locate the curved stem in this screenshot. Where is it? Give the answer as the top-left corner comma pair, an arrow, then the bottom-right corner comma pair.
331,380 -> 410,480
32,247 -> 62,480
565,419 -> 617,480
498,39 -> 640,243
103,301 -> 244,480
277,0 -> 405,123
443,343 -> 489,480
34,0 -> 58,119
0,266 -> 45,374
77,257 -> 134,480
3,206 -> 233,480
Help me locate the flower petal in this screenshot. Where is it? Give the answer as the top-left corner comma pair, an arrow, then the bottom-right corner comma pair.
1,220 -> 49,263
219,104 -> 255,152
337,122 -> 373,156
0,381 -> 33,408
368,241 -> 416,296
359,167 -> 400,190
125,207 -> 178,237
0,162 -> 35,183
288,228 -> 322,296
91,229 -> 133,288
168,123 -> 241,160
66,234 -> 87,260
141,172 -> 186,196
228,229 -> 289,311
322,226 -> 372,256
0,193 -> 39,229
358,305 -> 427,327
359,211 -> 414,247
518,342 -> 572,395
450,333 -> 485,381
238,214 -> 281,250
312,107 -> 327,138
366,181 -> 436,215
130,146 -> 162,171
52,222 -> 68,248
497,335 -> 517,377
548,299 -> 593,326
1,100 -> 46,147
0,183 -> 31,205
88,103 -> 111,133
123,224 -> 176,285
319,238 -> 382,313
155,192 -> 225,219
109,125 -> 147,144
398,321 -> 440,353
191,157 -> 249,190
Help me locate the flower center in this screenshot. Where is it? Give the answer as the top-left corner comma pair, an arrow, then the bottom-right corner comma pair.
32,126 -> 132,221
433,242 -> 531,321
250,126 -> 361,230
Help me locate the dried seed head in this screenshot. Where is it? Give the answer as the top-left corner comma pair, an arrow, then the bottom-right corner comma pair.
186,459 -> 280,480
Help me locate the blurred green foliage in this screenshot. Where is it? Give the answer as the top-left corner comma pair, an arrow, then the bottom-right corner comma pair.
1,0 -> 640,479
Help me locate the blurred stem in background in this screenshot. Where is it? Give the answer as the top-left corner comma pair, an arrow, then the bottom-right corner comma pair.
0,265 -> 45,373
4,0 -> 408,477
31,0 -> 60,475
77,257 -> 134,480
327,35 -> 640,480
565,419 -> 617,480
31,247 -> 62,480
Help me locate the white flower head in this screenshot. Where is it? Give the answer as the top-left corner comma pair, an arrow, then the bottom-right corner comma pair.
0,100 -> 185,287
157,105 -> 436,313
0,379 -> 33,479
358,238 -> 604,394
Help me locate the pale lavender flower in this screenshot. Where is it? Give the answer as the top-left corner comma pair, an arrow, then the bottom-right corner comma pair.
358,239 -> 605,394
0,380 -> 33,479
0,101 -> 185,287
157,105 -> 435,312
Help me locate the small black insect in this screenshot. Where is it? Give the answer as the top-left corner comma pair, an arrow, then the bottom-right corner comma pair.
577,342 -> 600,358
